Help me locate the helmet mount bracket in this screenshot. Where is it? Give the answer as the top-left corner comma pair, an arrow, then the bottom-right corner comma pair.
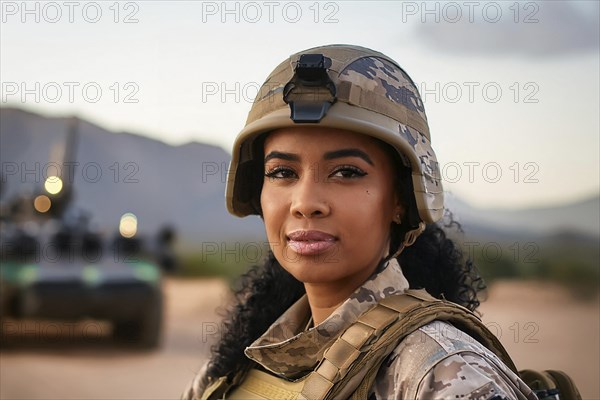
283,54 -> 337,123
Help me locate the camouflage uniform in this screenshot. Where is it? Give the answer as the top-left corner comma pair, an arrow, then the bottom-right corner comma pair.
182,259 -> 536,400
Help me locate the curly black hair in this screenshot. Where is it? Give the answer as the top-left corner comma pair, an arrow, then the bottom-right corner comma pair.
204,217 -> 486,382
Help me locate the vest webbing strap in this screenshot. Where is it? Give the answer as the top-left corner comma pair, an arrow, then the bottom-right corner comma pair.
299,289 -> 517,400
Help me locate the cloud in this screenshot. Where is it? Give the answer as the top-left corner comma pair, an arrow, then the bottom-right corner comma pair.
413,1 -> 599,57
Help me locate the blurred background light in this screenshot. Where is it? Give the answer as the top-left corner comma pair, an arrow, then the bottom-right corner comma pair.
119,212 -> 138,238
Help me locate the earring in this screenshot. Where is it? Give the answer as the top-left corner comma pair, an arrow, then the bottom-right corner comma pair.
394,213 -> 402,224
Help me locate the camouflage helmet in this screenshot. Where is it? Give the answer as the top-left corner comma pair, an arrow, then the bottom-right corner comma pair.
226,44 -> 443,224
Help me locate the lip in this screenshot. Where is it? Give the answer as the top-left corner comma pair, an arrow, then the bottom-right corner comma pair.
286,230 -> 337,256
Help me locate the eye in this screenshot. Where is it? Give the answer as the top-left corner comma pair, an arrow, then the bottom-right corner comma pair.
264,166 -> 297,180
330,165 -> 367,179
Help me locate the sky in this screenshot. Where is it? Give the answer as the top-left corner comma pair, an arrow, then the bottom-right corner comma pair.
1,0 -> 599,210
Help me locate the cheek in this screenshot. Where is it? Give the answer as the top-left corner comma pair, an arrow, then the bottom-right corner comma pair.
349,186 -> 395,237
260,185 -> 285,239
355,186 -> 395,219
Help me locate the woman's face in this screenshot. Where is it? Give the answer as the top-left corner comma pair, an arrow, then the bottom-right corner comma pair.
261,127 -> 402,288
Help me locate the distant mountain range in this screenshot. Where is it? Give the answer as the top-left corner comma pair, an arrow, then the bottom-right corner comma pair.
1,107 -> 598,253
444,192 -> 599,239
0,107 -> 264,250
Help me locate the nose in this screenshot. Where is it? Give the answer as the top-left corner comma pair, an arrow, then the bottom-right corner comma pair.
290,176 -> 330,219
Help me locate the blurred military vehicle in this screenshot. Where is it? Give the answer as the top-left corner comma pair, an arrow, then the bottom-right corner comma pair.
0,117 -> 175,349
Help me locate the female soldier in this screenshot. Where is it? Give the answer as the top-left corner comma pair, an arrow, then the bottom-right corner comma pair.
183,44 -> 537,400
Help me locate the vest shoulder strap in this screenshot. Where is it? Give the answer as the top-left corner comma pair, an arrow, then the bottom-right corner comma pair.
300,289 -> 517,400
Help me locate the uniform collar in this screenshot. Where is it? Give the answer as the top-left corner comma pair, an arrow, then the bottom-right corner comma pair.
244,258 -> 409,379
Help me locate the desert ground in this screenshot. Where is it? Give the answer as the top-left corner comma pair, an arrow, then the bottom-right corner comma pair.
1,278 -> 598,399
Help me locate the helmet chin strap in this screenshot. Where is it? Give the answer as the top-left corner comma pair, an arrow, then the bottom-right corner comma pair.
385,222 -> 426,263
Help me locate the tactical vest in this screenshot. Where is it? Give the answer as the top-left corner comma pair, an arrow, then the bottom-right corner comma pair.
199,289 -> 581,400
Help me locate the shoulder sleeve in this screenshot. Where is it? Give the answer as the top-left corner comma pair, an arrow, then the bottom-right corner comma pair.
416,352 -> 526,400
369,321 -> 537,400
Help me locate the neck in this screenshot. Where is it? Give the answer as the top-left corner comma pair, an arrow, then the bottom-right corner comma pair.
304,283 -> 353,326
303,256 -> 388,325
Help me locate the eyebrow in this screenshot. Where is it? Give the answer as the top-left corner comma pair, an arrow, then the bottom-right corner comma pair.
264,148 -> 374,166
264,151 -> 299,163
324,148 -> 374,166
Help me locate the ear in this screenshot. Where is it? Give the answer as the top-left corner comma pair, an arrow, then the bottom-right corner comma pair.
392,196 -> 405,225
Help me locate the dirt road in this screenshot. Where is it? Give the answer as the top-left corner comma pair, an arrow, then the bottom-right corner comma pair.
1,279 -> 598,399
